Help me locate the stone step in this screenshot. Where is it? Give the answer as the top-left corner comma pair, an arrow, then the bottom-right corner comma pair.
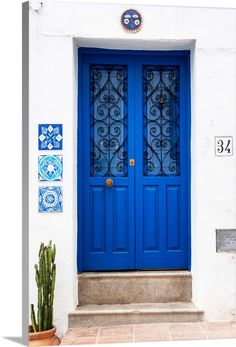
78,271 -> 192,305
69,302 -> 204,327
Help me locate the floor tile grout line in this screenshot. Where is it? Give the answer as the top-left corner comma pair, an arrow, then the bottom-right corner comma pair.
198,322 -> 209,339
95,327 -> 101,344
167,323 -> 172,341
132,324 -> 135,343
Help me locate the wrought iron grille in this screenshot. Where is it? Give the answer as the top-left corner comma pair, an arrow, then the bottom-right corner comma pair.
90,65 -> 128,177
143,65 -> 180,176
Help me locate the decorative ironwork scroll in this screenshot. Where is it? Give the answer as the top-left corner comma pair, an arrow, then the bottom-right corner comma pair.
143,65 -> 180,176
90,65 -> 128,177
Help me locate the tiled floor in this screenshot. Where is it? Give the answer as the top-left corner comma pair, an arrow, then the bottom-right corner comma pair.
60,321 -> 236,345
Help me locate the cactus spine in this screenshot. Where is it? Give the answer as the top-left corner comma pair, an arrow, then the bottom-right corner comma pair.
30,241 -> 56,332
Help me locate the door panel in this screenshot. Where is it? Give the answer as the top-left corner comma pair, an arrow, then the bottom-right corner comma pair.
166,185 -> 181,250
113,187 -> 129,252
143,186 -> 160,252
78,50 -> 190,271
89,186 -> 106,253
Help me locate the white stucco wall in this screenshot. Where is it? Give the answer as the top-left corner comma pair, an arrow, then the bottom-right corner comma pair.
29,0 -> 236,335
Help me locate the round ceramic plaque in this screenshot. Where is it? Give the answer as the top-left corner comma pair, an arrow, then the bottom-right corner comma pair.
121,9 -> 143,33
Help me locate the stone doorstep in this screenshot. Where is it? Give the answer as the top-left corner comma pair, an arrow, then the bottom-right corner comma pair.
78,271 -> 192,305
78,271 -> 192,278
68,302 -> 204,327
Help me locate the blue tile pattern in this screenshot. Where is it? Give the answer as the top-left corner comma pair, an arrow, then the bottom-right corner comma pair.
38,124 -> 63,150
38,186 -> 63,212
38,155 -> 63,181
121,9 -> 142,33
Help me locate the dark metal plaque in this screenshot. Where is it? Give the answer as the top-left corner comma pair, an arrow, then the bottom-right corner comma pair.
216,229 -> 236,253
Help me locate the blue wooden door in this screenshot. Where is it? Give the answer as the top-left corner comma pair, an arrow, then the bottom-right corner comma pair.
78,50 -> 190,271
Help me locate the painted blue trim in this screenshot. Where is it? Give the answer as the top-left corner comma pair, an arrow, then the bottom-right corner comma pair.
78,47 -> 190,56
134,56 -> 142,269
77,49 -> 83,272
186,54 -> 191,271
77,48 -> 191,272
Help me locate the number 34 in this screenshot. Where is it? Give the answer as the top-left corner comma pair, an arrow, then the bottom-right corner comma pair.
216,138 -> 232,155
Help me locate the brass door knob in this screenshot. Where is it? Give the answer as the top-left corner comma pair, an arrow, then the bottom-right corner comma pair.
105,178 -> 113,188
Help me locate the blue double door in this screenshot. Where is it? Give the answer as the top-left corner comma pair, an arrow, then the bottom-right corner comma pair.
78,50 -> 190,271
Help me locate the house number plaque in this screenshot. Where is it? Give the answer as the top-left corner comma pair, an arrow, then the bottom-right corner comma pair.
215,136 -> 233,156
216,229 -> 236,253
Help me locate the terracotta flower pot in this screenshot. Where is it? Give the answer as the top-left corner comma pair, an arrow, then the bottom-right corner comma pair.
28,325 -> 60,346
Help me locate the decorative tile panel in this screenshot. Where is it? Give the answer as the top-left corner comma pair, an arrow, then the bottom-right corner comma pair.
38,186 -> 63,213
38,155 -> 63,181
120,9 -> 143,33
38,124 -> 63,150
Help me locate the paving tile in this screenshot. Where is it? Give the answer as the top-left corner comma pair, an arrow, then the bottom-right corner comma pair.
134,323 -> 169,334
201,321 -> 235,331
231,321 -> 236,328
61,336 -> 97,345
207,334 -> 236,340
100,325 -> 133,337
60,337 -> 75,345
65,326 -> 99,337
134,333 -> 170,342
97,335 -> 133,344
201,322 -> 236,339
63,329 -> 72,337
71,337 -> 96,344
171,333 -> 207,341
206,331 -> 236,339
133,323 -> 170,342
169,322 -> 203,334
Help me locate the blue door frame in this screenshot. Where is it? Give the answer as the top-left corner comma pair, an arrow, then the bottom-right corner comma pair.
77,48 -> 191,272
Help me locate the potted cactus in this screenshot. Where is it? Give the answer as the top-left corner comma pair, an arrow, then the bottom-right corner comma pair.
29,241 -> 60,346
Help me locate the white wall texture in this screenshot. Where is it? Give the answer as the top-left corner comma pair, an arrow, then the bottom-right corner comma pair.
29,0 -> 236,335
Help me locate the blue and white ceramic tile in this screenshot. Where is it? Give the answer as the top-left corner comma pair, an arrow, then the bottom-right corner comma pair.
121,9 -> 143,33
38,155 -> 63,181
38,124 -> 63,150
38,186 -> 63,213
